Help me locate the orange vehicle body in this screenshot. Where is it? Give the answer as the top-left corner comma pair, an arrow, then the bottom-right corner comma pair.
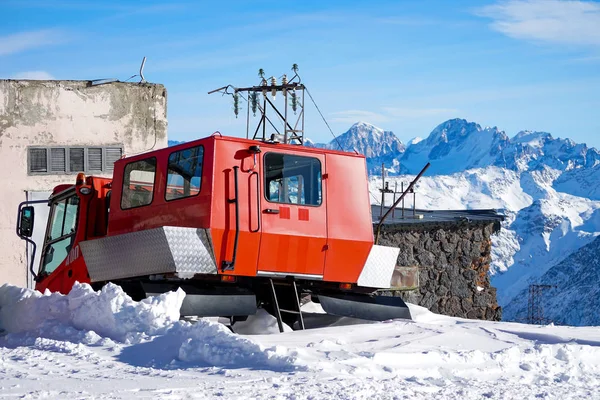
31,135 -> 373,293
19,133 -> 411,324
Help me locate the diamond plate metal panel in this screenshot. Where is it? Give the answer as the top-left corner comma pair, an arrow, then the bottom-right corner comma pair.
80,227 -> 217,282
357,244 -> 399,289
164,227 -> 216,278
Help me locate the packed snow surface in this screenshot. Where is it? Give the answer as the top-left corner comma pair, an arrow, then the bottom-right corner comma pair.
2,284 -> 600,399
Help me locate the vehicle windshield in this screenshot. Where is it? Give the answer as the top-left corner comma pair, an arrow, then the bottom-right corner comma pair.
40,193 -> 79,275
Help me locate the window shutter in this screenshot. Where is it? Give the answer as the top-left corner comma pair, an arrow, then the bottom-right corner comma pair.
29,148 -> 48,173
88,148 -> 103,171
50,148 -> 66,172
69,148 -> 85,172
105,147 -> 123,171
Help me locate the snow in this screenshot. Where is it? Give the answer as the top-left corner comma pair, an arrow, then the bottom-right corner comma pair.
406,136 -> 423,147
2,283 -> 600,399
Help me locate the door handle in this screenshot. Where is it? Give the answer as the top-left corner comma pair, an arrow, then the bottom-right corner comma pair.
263,208 -> 280,214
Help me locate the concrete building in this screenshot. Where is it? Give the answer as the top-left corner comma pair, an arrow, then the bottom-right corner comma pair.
0,80 -> 167,288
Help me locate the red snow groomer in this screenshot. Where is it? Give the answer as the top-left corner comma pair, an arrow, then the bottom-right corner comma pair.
16,69 -> 412,330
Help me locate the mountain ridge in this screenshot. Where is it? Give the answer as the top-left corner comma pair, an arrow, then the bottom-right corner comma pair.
308,119 -> 600,176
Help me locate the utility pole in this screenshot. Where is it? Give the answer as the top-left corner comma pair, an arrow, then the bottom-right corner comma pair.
527,284 -> 557,325
208,65 -> 305,145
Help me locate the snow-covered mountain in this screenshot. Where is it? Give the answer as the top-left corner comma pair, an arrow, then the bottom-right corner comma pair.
306,121 -> 405,174
400,119 -> 509,174
309,118 -> 600,176
328,118 -> 600,326
504,234 -> 600,326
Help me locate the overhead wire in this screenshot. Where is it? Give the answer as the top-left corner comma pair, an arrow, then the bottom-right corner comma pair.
304,87 -> 345,152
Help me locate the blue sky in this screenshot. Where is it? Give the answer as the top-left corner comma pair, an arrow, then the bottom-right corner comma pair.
2,0 -> 599,147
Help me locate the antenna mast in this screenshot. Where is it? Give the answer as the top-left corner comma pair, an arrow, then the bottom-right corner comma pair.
208,64 -> 306,145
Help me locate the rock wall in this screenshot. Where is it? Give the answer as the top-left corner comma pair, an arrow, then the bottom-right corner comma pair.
377,220 -> 502,321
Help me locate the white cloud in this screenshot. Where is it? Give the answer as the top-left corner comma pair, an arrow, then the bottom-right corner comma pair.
476,0 -> 600,46
383,107 -> 460,118
11,71 -> 55,80
328,110 -> 390,124
328,108 -> 459,125
0,29 -> 66,56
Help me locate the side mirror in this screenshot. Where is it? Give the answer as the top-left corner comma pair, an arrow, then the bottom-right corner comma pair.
18,206 -> 35,238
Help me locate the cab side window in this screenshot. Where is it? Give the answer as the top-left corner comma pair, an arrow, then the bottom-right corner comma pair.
165,146 -> 203,201
264,153 -> 322,206
41,194 -> 79,275
121,157 -> 157,209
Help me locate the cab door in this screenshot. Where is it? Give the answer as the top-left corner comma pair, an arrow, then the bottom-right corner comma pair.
36,190 -> 80,294
257,151 -> 327,278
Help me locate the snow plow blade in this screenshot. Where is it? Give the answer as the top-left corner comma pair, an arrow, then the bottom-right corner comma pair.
318,293 -> 412,321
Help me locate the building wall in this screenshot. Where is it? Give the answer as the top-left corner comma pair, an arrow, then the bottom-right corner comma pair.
377,220 -> 502,321
0,80 -> 167,287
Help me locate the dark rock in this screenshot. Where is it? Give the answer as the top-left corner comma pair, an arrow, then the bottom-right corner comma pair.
433,229 -> 445,241
397,248 -> 414,266
462,269 -> 477,281
421,292 -> 436,309
434,252 -> 448,267
439,272 -> 451,288
442,240 -> 457,253
474,291 -> 492,307
462,298 -> 473,311
436,284 -> 449,297
467,308 -> 484,319
447,296 -> 462,315
417,251 -> 435,266
451,279 -> 472,299
458,255 -> 472,269
470,242 -> 484,258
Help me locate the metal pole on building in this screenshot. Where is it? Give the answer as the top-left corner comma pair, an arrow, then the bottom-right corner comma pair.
392,181 -> 397,219
413,189 -> 416,216
401,181 -> 405,218
380,163 -> 385,218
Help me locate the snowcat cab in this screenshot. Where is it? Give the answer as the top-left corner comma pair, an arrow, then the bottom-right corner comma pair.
16,69 -> 411,330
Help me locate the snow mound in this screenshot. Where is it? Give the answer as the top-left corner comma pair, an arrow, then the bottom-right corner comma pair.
232,308 -> 293,334
0,283 -> 183,343
0,283 -> 300,371
177,318 -> 297,369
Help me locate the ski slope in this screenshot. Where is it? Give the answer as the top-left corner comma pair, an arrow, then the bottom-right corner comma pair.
1,283 -> 599,399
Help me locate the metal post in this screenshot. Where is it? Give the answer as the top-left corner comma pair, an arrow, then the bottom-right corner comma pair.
401,181 -> 405,218
413,189 -> 416,216
284,89 -> 288,144
292,280 -> 305,330
269,279 -> 284,333
246,91 -> 250,140
262,97 -> 267,141
380,163 -> 385,218
301,88 -> 305,144
392,181 -> 397,219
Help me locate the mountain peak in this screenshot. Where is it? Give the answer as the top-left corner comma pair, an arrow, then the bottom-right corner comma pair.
512,131 -> 553,147
318,121 -> 405,162
348,121 -> 385,139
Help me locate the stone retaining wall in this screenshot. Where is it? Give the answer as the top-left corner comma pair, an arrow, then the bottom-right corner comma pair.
376,220 -> 502,321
